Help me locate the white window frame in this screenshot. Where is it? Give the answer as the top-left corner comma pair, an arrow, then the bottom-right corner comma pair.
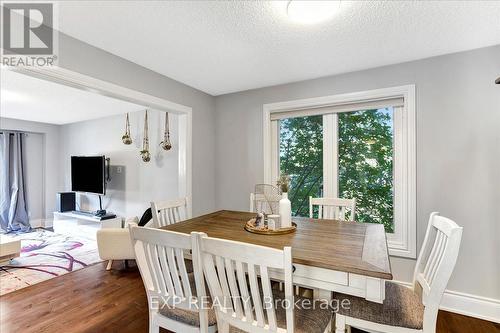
263,85 -> 416,258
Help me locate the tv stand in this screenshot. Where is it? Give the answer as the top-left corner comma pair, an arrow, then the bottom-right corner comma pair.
52,211 -> 122,240
71,210 -> 116,220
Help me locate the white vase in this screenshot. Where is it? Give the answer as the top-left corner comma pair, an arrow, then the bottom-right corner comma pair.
279,192 -> 292,228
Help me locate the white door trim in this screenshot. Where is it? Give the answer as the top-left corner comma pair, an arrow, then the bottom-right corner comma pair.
9,66 -> 193,218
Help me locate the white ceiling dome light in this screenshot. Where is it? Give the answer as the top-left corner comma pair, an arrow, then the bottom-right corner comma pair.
287,0 -> 341,24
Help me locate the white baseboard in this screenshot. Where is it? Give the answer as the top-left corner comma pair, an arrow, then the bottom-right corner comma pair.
29,219 -> 45,228
439,289 -> 500,323
393,280 -> 500,323
30,218 -> 53,228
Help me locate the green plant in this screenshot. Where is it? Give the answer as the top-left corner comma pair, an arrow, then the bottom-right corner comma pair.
277,174 -> 290,193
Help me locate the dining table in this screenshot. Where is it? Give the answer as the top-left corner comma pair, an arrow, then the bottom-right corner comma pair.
161,210 -> 392,304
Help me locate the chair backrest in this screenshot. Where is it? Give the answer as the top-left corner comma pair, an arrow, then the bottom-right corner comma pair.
129,225 -> 210,328
309,196 -> 356,221
250,193 -> 282,215
192,232 -> 294,333
151,197 -> 188,228
413,212 -> 463,331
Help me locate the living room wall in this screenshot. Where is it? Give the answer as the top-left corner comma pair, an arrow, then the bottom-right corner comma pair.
56,33 -> 217,216
59,110 -> 180,219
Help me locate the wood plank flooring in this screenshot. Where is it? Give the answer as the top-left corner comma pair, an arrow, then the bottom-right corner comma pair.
1,262 -> 498,333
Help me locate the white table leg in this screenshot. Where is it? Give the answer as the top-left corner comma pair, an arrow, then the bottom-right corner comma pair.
335,314 -> 346,333
365,277 -> 385,303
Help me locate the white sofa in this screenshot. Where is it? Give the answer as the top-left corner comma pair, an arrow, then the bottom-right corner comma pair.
96,217 -> 139,270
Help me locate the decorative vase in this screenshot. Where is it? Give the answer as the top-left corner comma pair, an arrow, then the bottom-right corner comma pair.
140,150 -> 151,162
141,110 -> 151,163
160,112 -> 172,151
122,113 -> 133,145
279,192 -> 292,228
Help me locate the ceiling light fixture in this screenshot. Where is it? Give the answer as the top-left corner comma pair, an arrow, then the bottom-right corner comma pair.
287,0 -> 341,25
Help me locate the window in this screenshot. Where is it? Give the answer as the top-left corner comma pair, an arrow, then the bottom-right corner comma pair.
279,115 -> 323,217
338,108 -> 394,232
264,86 -> 416,258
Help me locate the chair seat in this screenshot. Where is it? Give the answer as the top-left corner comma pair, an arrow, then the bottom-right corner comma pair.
333,282 -> 424,330
230,291 -> 332,333
159,272 -> 216,327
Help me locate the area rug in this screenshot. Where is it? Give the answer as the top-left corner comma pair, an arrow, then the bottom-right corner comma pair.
0,229 -> 102,295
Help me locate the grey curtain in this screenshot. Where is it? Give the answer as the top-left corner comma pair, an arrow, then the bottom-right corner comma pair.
0,132 -> 31,232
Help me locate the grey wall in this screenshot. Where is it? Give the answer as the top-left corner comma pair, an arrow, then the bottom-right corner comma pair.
0,117 -> 61,220
23,132 -> 44,225
214,45 -> 500,299
59,110 -> 180,218
56,33 -> 216,216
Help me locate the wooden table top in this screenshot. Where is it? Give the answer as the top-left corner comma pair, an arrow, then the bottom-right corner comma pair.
161,210 -> 392,280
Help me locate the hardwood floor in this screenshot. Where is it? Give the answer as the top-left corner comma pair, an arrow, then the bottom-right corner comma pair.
1,262 -> 498,333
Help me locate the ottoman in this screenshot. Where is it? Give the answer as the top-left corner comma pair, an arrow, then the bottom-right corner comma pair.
0,234 -> 21,265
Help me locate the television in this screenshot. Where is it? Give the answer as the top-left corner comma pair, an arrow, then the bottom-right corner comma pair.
71,156 -> 106,195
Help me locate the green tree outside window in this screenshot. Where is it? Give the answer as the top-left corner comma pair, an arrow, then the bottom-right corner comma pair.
279,108 -> 394,233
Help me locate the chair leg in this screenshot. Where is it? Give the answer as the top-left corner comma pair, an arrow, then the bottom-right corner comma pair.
149,309 -> 160,333
335,314 -> 346,333
149,315 -> 159,333
106,260 -> 113,271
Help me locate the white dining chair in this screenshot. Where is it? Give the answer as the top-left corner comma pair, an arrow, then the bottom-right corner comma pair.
334,212 -> 463,333
151,197 -> 189,228
309,196 -> 356,221
129,224 -> 217,333
249,192 -> 282,215
191,232 -> 333,333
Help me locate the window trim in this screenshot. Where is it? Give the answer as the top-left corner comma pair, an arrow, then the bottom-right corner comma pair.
263,85 -> 416,258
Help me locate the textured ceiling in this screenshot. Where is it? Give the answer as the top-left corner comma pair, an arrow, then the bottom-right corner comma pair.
55,1 -> 500,95
1,69 -> 144,124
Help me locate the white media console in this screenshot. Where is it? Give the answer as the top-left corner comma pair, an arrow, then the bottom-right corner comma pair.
53,212 -> 123,240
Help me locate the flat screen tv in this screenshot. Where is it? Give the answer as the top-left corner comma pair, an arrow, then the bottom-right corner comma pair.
71,156 -> 106,195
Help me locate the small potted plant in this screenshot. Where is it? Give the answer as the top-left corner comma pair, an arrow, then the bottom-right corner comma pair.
277,174 -> 292,227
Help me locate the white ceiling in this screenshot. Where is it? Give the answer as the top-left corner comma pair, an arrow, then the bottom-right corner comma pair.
57,1 -> 500,95
1,69 -> 144,124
